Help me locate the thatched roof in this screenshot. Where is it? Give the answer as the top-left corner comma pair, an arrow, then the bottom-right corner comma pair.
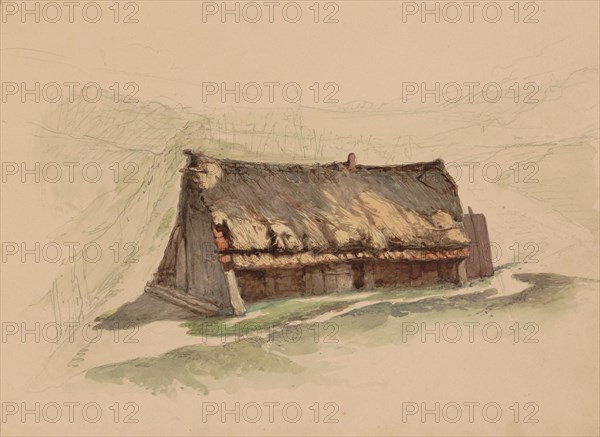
183,151 -> 469,256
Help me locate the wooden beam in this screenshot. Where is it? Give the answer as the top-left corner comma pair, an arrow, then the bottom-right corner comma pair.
230,247 -> 470,269
224,270 -> 246,316
145,283 -> 221,315
175,236 -> 187,291
458,259 -> 468,286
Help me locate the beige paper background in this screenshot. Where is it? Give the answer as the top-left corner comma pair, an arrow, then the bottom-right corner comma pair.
1,1 -> 599,436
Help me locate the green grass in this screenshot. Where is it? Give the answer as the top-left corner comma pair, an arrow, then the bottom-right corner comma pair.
181,277 -> 498,338
154,207 -> 176,238
182,298 -> 351,337
95,308 -> 117,321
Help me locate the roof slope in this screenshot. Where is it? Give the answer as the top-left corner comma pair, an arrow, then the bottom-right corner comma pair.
184,151 -> 469,254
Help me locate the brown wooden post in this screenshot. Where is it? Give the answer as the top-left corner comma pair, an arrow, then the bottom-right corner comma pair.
464,206 -> 482,278
175,236 -> 187,291
457,259 -> 468,285
471,212 -> 494,277
224,269 -> 246,316
463,206 -> 494,279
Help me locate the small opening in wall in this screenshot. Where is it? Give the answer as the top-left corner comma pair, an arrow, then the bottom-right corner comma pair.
352,262 -> 365,289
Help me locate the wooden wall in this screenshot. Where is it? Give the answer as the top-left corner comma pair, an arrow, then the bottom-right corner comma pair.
371,260 -> 459,287
181,177 -> 233,312
236,260 -> 462,302
463,210 -> 494,279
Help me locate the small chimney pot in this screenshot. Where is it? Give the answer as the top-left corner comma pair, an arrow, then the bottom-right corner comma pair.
347,153 -> 357,171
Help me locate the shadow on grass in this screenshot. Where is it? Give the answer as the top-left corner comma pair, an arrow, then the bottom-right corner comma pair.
95,293 -> 196,330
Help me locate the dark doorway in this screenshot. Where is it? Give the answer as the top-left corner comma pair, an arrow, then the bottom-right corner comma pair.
351,262 -> 365,289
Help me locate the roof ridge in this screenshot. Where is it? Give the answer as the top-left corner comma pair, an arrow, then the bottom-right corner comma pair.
183,149 -> 444,171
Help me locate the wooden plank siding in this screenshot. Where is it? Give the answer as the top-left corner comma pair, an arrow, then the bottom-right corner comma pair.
236,259 -> 463,302
463,208 -> 494,279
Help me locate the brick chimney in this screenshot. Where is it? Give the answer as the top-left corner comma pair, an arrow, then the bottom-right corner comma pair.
347,153 -> 357,171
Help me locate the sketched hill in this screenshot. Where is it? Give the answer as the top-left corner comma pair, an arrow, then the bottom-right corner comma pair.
32,97 -> 211,331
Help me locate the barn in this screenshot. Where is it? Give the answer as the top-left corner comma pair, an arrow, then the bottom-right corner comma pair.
145,150 -> 492,316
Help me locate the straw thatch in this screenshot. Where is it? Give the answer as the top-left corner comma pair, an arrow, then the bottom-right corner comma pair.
184,150 -> 469,258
